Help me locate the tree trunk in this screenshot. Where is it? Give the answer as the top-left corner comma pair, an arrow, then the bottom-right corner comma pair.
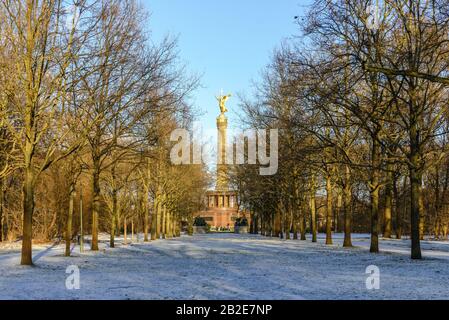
410,166 -> 422,259
144,162 -> 150,242
335,194 -> 340,233
171,212 -> 176,238
300,209 -> 307,241
131,220 -> 134,242
175,216 -> 181,237
383,168 -> 393,238
292,210 -> 298,240
168,211 -> 173,237
265,216 -> 270,236
156,195 -> 162,239
109,216 -> 115,248
167,210 -> 173,238
91,160 -> 100,251
167,209 -> 173,238
187,216 -> 193,236
0,177 -> 3,242
419,189 -> 425,240
285,205 -> 291,240
21,165 -> 35,265
279,208 -> 284,240
310,185 -> 317,243
254,214 -> 259,234
409,104 -> 422,259
163,208 -> 168,239
143,197 -> 149,242
369,138 -> 380,253
79,189 -> 84,252
409,84 -> 422,259
151,193 -> 158,240
249,209 -> 254,234
279,211 -> 283,239
124,217 -> 127,245
434,219 -> 440,240
325,173 -> 333,245
65,184 -> 75,257
161,204 -> 166,239
343,165 -> 352,247
274,207 -> 281,238
394,175 -> 402,239
110,188 -> 117,248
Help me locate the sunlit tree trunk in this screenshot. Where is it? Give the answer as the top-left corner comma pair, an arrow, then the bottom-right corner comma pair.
249,209 -> 254,234
21,160 -> 35,265
156,195 -> 162,239
310,175 -> 317,243
167,208 -> 172,238
170,212 -> 176,237
161,203 -> 166,239
167,210 -> 173,238
143,191 -> 149,242
419,188 -> 425,241
383,167 -> 393,238
274,205 -> 281,238
123,217 -> 127,245
434,219 -> 440,240
171,211 -> 176,238
91,155 -> 101,251
110,187 -> 117,248
151,192 -> 159,240
0,177 -> 4,242
65,184 -> 75,257
187,215 -> 193,236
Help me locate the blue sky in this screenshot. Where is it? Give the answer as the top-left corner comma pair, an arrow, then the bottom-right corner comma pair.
143,0 -> 311,132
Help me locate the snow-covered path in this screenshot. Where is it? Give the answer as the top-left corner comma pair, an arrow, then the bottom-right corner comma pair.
1,233 -> 449,300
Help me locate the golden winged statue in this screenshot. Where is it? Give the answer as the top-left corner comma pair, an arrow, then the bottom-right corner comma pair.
216,93 -> 231,114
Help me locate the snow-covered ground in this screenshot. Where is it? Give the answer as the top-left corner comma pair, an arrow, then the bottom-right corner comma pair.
1,233 -> 449,300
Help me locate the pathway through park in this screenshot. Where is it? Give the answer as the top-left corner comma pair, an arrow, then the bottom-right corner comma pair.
1,233 -> 449,299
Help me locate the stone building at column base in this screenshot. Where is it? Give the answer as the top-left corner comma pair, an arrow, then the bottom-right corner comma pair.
195,190 -> 249,229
